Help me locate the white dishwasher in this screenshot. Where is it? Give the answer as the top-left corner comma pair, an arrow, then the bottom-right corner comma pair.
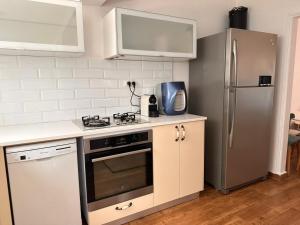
6,138 -> 82,225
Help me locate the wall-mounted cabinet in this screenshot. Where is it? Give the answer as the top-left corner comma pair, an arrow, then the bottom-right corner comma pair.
103,8 -> 197,61
0,0 -> 84,56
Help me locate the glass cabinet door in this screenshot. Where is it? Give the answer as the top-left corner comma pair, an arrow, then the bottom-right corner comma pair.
117,9 -> 196,58
0,0 -> 84,53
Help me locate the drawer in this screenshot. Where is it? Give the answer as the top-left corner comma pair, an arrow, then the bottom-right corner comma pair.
88,194 -> 154,225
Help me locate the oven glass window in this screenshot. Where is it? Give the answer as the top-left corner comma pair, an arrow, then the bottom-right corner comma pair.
92,151 -> 152,200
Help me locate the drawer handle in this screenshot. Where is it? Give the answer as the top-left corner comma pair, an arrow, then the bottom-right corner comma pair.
181,125 -> 186,141
175,126 -> 180,142
115,202 -> 133,211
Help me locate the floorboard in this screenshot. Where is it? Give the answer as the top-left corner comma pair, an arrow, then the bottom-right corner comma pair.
128,171 -> 300,225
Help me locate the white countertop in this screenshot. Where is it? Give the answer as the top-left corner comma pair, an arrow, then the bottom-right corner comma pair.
0,114 -> 207,147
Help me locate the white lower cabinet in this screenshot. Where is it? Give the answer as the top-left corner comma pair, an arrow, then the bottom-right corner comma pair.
88,194 -> 153,225
87,120 -> 205,224
179,121 -> 204,197
153,124 -> 180,205
153,121 -> 204,206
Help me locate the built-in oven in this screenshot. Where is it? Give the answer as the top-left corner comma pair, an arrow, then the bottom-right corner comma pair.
81,130 -> 153,212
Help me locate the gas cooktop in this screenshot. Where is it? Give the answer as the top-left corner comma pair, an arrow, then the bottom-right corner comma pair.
73,112 -> 149,131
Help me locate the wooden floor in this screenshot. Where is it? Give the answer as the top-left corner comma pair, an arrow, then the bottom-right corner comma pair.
128,172 -> 300,224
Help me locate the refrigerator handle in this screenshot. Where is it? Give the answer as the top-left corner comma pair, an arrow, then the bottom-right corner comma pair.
228,39 -> 238,149
232,39 -> 238,87
229,88 -> 237,149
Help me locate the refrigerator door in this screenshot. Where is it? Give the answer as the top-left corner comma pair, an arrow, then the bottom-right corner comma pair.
223,86 -> 274,190
230,29 -> 277,87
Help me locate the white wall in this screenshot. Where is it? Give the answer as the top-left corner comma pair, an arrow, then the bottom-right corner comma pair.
236,0 -> 300,175
290,18 -> 300,118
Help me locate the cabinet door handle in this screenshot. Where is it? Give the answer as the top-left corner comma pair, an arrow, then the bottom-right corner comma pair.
115,202 -> 133,211
181,125 -> 186,141
175,126 -> 180,142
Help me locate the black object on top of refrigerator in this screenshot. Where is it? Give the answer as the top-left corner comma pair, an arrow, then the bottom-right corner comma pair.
229,6 -> 248,29
189,28 -> 277,194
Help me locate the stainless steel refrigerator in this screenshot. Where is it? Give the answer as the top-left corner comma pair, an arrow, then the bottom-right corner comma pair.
189,28 -> 277,193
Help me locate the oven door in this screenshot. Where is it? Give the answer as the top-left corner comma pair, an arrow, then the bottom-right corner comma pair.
85,143 -> 153,211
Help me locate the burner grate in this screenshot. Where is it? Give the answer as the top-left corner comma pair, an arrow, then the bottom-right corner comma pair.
82,115 -> 110,128
113,112 -> 136,122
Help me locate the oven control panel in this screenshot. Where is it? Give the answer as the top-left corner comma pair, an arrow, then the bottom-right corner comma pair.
89,130 -> 152,151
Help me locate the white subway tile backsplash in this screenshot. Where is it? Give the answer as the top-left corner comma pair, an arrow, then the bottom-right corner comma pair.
153,71 -> 173,79
0,58 -> 173,125
104,71 -> 130,80
0,103 -> 23,113
0,68 -> 38,79
76,108 -> 106,118
118,80 -> 130,88
39,69 -> 73,78
117,60 -> 142,71
21,79 -> 57,89
142,61 -> 164,70
93,98 -> 119,108
105,106 -> 132,116
89,58 -> 116,69
90,79 -> 118,88
19,56 -> 55,68
58,79 -> 89,89
105,89 -> 131,98
3,113 -> 42,125
24,101 -> 58,113
164,62 -> 173,71
143,79 -> 164,88
134,88 -> 154,96
75,89 -> 105,99
41,90 -> 74,100
0,80 -> 20,90
56,58 -> 88,68
42,110 -> 76,122
1,90 -> 40,102
119,97 -> 139,106
59,99 -> 91,110
74,69 -> 104,78
0,56 -> 18,68
130,71 -> 153,79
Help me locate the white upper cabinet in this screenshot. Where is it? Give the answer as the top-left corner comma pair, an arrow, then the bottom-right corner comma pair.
0,0 -> 84,55
103,8 -> 197,60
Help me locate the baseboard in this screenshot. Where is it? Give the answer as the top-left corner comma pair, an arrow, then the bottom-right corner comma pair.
268,172 -> 288,181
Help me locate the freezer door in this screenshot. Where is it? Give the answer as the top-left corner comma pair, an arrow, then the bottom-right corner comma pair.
230,29 -> 277,87
224,87 -> 274,190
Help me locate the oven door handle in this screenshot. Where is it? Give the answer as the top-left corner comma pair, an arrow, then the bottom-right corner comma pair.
91,148 -> 152,163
